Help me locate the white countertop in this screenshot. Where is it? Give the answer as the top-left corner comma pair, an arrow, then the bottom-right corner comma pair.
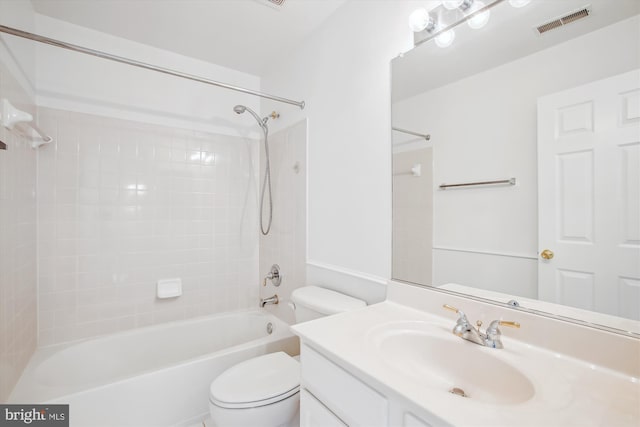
292,300 -> 640,427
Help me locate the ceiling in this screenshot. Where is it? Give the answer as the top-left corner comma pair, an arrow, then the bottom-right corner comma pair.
30,0 -> 347,76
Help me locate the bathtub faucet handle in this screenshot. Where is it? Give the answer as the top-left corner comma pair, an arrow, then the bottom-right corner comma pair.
263,264 -> 281,287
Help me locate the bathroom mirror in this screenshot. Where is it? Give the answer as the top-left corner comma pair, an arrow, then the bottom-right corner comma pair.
391,0 -> 640,335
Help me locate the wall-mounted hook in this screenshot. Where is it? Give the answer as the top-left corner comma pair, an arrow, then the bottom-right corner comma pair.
0,99 -> 53,149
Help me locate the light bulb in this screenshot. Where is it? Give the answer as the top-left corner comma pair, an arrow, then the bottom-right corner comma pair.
435,28 -> 455,48
408,8 -> 433,32
509,0 -> 531,7
467,1 -> 490,29
442,0 -> 464,10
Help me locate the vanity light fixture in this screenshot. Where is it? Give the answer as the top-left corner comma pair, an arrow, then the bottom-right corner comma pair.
435,28 -> 456,48
408,8 -> 436,32
467,1 -> 491,29
442,0 -> 473,11
410,0 -> 506,48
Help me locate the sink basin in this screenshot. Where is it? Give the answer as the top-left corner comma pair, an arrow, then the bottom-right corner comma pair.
368,322 -> 535,405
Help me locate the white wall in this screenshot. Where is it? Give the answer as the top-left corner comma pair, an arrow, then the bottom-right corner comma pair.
393,16 -> 640,298
261,1 -> 432,301
34,14 -> 262,138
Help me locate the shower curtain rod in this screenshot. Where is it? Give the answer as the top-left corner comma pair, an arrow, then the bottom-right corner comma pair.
0,24 -> 305,110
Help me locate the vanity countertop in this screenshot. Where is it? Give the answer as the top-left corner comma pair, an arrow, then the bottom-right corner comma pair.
292,293 -> 640,427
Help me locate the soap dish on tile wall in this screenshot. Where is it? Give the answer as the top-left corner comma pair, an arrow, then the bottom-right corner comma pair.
157,278 -> 182,299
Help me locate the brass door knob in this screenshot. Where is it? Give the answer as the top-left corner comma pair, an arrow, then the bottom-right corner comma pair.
540,249 -> 554,260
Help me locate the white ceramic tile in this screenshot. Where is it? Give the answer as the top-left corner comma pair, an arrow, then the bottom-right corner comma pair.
37,107 -> 260,345
259,120 -> 307,324
0,62 -> 38,402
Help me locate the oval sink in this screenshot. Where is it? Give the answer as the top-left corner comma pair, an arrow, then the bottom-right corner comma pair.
369,322 -> 535,405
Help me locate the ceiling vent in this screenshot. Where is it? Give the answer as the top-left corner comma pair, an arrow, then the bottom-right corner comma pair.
536,5 -> 591,35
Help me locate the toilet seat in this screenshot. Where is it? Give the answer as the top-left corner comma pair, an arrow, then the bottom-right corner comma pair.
209,352 -> 300,409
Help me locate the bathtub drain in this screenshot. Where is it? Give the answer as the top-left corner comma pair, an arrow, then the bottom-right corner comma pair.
266,322 -> 273,334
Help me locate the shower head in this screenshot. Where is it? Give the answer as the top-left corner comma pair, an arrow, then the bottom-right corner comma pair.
233,104 -> 268,128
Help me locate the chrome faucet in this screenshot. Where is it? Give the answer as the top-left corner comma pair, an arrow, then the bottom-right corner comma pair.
443,304 -> 520,349
263,264 -> 281,287
260,294 -> 279,308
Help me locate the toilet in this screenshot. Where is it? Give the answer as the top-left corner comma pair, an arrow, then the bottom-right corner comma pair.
208,286 -> 366,427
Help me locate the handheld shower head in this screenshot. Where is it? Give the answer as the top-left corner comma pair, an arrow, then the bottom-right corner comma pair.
233,105 -> 267,129
232,103 -> 274,236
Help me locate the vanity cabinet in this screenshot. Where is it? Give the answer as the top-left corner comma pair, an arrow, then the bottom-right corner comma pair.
300,390 -> 346,427
293,289 -> 640,427
300,344 -> 440,427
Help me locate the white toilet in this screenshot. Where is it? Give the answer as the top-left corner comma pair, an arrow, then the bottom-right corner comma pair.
208,286 -> 366,427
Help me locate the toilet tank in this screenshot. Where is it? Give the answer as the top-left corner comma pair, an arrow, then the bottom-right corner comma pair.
291,286 -> 366,323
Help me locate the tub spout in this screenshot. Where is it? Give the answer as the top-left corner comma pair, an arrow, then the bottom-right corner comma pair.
260,294 -> 279,308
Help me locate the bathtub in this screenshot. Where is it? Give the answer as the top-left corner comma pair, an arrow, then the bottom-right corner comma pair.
9,310 -> 299,427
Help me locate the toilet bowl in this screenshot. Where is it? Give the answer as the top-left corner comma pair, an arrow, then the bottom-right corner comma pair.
209,352 -> 300,427
208,286 -> 366,427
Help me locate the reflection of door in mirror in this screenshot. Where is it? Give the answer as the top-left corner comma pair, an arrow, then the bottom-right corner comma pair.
538,70 -> 640,320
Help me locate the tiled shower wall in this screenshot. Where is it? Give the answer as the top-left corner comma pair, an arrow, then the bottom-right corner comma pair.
392,147 -> 433,285
0,64 -> 38,401
37,108 -> 259,346
259,120 -> 306,324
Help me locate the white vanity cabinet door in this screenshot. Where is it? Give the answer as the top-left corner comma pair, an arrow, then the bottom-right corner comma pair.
301,344 -> 389,426
300,389 -> 347,427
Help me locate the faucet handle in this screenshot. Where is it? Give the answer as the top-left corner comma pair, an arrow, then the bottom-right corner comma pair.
484,319 -> 520,349
442,304 -> 460,313
443,304 -> 467,320
486,319 -> 521,334
496,320 -> 520,329
443,304 -> 471,330
263,264 -> 281,287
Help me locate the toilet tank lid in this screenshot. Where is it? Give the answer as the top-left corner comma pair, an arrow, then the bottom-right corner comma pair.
291,286 -> 366,315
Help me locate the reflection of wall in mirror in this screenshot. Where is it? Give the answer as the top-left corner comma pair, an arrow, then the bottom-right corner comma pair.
392,15 -> 640,299
393,147 -> 432,284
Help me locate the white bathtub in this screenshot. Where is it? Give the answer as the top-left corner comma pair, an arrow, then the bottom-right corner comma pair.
9,310 -> 299,427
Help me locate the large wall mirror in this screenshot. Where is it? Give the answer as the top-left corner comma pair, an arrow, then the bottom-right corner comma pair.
391,0 -> 640,335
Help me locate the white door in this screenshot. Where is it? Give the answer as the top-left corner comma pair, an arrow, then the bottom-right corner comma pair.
538,69 -> 640,320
